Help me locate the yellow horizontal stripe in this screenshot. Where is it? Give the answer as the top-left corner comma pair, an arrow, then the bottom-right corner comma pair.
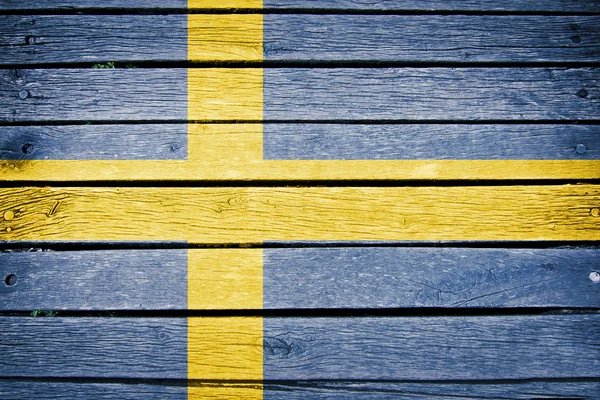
188,15 -> 262,61
188,317 -> 263,380
188,249 -> 262,310
1,123 -> 599,180
0,186 -> 597,242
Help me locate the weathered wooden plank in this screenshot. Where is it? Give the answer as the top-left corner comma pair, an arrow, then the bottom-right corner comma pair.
0,186 -> 598,242
2,15 -> 599,64
263,15 -> 600,62
0,124 -> 597,163
263,123 -> 600,160
263,247 -> 600,308
0,315 -> 598,379
2,247 -> 599,310
0,249 -> 188,310
0,15 -> 186,64
1,0 -> 599,12
0,124 -> 598,181
0,125 -> 187,160
262,68 -> 600,121
2,68 -> 598,122
0,69 -> 187,122
1,380 -> 599,400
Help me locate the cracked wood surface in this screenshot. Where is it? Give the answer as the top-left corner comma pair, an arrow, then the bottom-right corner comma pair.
0,186 -> 598,242
0,315 -> 598,380
1,68 -> 598,122
1,0 -> 600,11
1,380 -> 599,399
1,15 -> 598,63
1,247 -> 599,310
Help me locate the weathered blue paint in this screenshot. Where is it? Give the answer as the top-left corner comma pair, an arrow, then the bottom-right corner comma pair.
262,247 -> 600,308
263,15 -> 600,63
0,317 -> 188,378
262,68 -> 600,121
0,125 -> 188,160
1,0 -> 599,12
262,315 -> 600,380
263,124 -> 600,160
0,249 -> 188,309
1,380 -> 599,399
0,69 -> 188,122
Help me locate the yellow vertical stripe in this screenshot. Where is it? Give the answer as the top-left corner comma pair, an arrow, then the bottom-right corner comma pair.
188,249 -> 263,310
188,15 -> 263,61
188,317 -> 263,377
187,5 -> 264,399
188,0 -> 262,8
188,69 -> 263,120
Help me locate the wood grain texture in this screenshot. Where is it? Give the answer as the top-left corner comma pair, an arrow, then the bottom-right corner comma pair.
0,317 -> 188,378
0,15 -> 186,65
2,68 -> 597,122
0,125 -> 187,160
263,15 -> 600,62
0,123 -> 598,180
0,69 -> 187,122
262,315 -> 600,380
263,123 -> 600,160
263,247 -> 600,308
1,380 -> 599,399
1,15 -> 598,63
1,0 -> 599,12
0,186 -> 598,242
0,315 -> 598,379
1,247 -> 598,310
0,249 -> 188,310
188,317 -> 263,380
263,68 -> 600,121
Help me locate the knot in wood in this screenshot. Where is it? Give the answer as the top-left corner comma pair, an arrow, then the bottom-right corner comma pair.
263,336 -> 294,358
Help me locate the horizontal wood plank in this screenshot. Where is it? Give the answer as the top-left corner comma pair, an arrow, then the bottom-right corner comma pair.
263,247 -> 600,308
1,0 -> 599,12
1,124 -> 597,161
0,186 -> 598,242
2,15 -> 599,63
1,380 -> 599,399
2,68 -> 598,122
1,124 -> 598,181
261,68 -> 599,121
0,315 -> 598,379
1,247 -> 599,310
263,123 -> 600,160
0,125 -> 187,160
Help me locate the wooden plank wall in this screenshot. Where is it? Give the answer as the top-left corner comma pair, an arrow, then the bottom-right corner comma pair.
0,1 -> 599,399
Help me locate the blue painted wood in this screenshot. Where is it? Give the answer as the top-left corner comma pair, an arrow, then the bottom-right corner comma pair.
0,15 -> 187,65
1,315 -> 597,379
1,380 -> 599,399
263,247 -> 600,308
0,125 -> 187,160
0,69 -> 187,122
0,317 -> 188,378
1,247 -> 598,310
263,314 -> 600,380
0,249 -> 188,310
262,68 -> 600,121
263,124 -> 600,160
0,0 -> 598,12
1,68 -> 598,122
263,0 -> 600,12
2,15 -> 598,64
263,15 -> 600,62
